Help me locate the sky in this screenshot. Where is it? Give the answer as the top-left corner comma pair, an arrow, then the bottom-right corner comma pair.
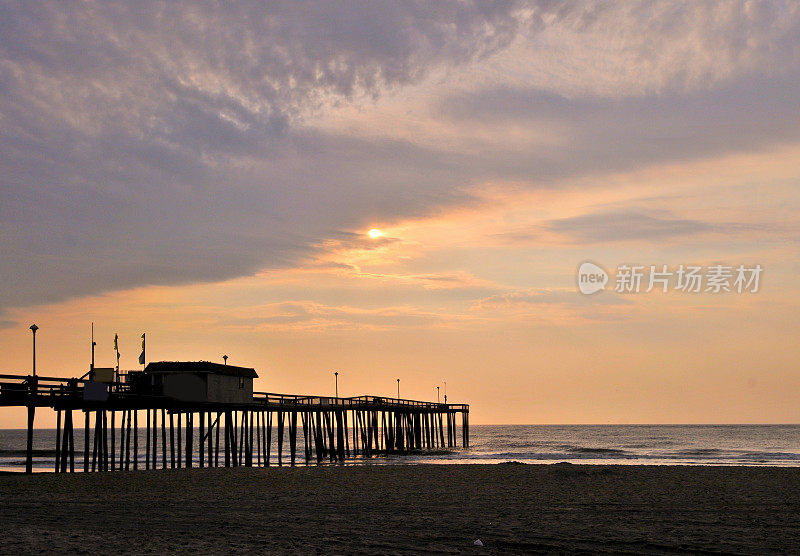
1,1 -> 799,427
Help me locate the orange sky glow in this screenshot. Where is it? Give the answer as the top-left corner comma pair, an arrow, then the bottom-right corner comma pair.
2,3 -> 799,427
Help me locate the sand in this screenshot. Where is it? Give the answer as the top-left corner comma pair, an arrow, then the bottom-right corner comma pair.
0,463 -> 798,554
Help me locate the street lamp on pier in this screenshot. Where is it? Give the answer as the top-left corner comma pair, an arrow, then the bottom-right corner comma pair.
29,324 -> 38,376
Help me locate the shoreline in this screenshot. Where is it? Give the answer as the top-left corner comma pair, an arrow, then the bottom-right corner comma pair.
4,459 -> 800,472
1,463 -> 798,553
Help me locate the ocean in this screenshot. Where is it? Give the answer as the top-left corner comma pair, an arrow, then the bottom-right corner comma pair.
2,424 -> 799,472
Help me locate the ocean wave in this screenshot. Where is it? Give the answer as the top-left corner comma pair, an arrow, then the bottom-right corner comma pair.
2,459 -> 58,467
484,440 -> 568,449
403,449 -> 455,456
673,448 -> 724,457
410,450 -> 637,462
565,446 -> 628,455
0,448 -> 57,457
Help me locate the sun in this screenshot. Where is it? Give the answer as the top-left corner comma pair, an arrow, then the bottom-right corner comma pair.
367,228 -> 383,239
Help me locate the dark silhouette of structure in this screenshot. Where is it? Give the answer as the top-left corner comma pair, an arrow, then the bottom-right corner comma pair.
0,361 -> 469,473
143,361 -> 257,404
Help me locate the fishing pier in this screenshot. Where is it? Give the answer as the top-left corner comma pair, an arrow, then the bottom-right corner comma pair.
0,361 -> 469,473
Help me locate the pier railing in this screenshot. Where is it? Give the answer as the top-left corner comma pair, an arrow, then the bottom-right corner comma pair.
1,374 -> 466,412
253,392 -> 468,411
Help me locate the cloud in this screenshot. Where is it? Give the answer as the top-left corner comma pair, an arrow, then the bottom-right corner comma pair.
473,288 -> 633,322
545,209 -> 778,244
438,71 -> 800,183
0,1 -> 523,130
206,300 -> 472,331
547,210 -> 712,244
475,288 -> 631,309
507,1 -> 800,96
1,1 -> 799,315
0,1 -> 524,310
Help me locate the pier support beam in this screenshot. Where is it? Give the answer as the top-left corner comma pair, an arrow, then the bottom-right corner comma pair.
289,412 -> 297,466
66,410 -> 74,472
146,408 -> 150,470
277,411 -> 284,466
224,411 -> 231,467
199,411 -> 205,468
111,412 -> 116,470
25,404 -> 35,474
84,411 -> 90,472
161,409 -> 167,469
186,412 -> 193,468
169,412 -> 175,468
102,410 -> 109,471
55,410 -> 62,473
264,411 -> 272,466
125,409 -> 132,470
133,410 -> 138,470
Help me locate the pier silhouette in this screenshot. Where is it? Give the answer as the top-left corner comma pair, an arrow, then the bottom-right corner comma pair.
0,362 -> 469,473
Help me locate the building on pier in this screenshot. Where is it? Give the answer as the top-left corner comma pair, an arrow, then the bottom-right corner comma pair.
142,361 -> 258,404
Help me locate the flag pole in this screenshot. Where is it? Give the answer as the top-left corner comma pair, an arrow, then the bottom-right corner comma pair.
114,333 -> 120,384
139,333 -> 146,370
91,322 -> 96,379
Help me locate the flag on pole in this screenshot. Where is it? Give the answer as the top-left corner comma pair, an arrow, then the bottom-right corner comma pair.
114,333 -> 120,383
139,333 -> 146,365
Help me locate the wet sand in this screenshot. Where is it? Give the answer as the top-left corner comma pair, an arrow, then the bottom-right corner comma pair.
0,463 -> 798,554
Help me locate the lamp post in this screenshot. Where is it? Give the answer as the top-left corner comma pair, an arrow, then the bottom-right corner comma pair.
437,386 -> 440,404
29,324 -> 38,376
444,380 -> 447,404
397,378 -> 400,399
27,324 -> 39,474
223,355 -> 228,365
334,371 -> 339,398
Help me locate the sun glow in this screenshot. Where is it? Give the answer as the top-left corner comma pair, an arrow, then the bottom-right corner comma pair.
368,228 -> 383,239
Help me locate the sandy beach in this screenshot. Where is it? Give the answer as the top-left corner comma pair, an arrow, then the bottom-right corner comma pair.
0,463 -> 798,554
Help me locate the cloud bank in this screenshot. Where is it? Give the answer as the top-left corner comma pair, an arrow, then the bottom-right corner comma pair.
1,1 -> 798,312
